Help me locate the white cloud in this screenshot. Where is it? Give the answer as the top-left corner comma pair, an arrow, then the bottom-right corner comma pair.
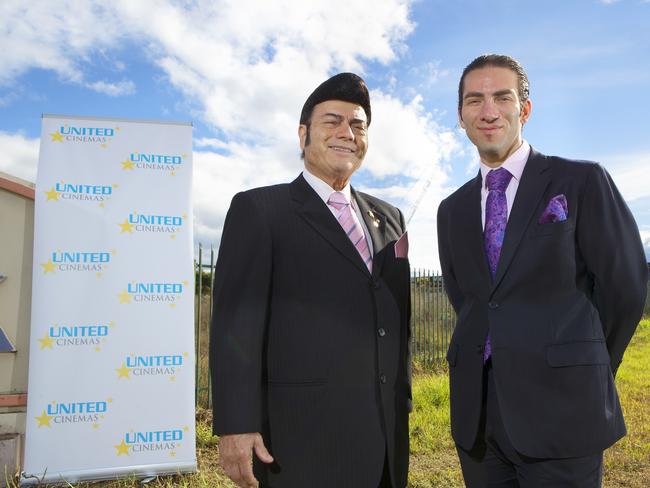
0,0 -> 468,268
640,231 -> 650,261
408,60 -> 450,88
0,1 -> 123,85
0,131 -> 39,181
599,151 -> 650,202
85,80 -> 135,96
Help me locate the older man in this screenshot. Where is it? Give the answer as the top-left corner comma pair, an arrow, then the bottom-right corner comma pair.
438,54 -> 647,487
211,73 -> 412,488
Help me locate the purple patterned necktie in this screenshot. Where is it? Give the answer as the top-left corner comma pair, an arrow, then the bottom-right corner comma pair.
483,167 -> 513,362
328,192 -> 373,272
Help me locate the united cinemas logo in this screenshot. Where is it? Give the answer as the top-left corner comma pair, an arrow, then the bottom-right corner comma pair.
38,322 -> 114,351
118,212 -> 185,236
50,125 -> 118,146
34,398 -> 112,429
120,152 -> 186,175
114,426 -> 189,457
41,250 -> 114,275
44,182 -> 117,205
118,281 -> 187,306
115,352 -> 188,380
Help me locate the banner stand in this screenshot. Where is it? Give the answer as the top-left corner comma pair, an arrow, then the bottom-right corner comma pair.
22,114 -> 196,485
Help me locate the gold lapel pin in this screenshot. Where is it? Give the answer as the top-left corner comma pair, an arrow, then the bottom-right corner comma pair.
367,210 -> 381,228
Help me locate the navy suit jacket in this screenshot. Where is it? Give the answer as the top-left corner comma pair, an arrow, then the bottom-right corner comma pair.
437,149 -> 647,458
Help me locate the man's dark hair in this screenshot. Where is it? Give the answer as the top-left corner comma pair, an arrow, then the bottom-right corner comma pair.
458,54 -> 530,113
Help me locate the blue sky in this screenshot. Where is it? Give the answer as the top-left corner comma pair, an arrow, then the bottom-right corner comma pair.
1,0 -> 648,268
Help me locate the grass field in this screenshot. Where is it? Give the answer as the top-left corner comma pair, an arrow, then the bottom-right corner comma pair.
8,319 -> 649,487
407,318 -> 650,487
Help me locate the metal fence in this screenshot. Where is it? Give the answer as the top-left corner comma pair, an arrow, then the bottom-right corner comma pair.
193,245 -> 456,408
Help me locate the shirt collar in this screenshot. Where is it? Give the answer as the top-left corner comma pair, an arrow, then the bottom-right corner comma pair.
302,168 -> 352,204
480,140 -> 531,188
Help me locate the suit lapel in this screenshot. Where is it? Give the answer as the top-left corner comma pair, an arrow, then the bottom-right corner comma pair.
492,150 -> 550,288
290,175 -> 370,275
353,189 -> 387,277
461,173 -> 493,285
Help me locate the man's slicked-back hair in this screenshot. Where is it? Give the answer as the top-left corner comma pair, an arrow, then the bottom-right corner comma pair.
300,72 -> 371,127
458,54 -> 530,112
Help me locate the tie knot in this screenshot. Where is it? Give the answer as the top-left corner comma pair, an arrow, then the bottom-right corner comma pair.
486,168 -> 513,192
328,191 -> 349,211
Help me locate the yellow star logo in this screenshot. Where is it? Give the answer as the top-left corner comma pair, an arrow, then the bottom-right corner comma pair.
114,439 -> 130,456
170,234 -> 176,240
118,219 -> 134,234
99,202 -> 105,208
183,425 -> 189,432
109,321 -> 116,328
182,352 -> 189,358
170,172 -> 176,177
41,259 -> 57,274
38,334 -> 54,350
100,143 -> 108,149
113,183 -> 119,189
35,410 -> 54,427
116,362 -> 131,379
107,398 -> 113,403
118,290 -> 132,304
50,131 -> 63,142
168,376 -> 176,382
169,451 -> 176,457
96,272 -> 102,278
94,346 -> 101,352
92,423 -> 100,429
44,187 -> 60,201
121,159 -> 135,170
169,303 -> 176,308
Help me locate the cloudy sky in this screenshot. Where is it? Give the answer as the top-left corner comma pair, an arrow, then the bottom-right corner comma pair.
1,0 -> 649,269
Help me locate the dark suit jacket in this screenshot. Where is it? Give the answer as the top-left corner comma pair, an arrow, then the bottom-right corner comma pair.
210,174 -> 411,488
437,149 -> 647,458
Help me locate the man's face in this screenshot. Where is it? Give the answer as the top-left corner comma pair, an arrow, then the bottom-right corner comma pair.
299,100 -> 368,190
459,66 -> 532,167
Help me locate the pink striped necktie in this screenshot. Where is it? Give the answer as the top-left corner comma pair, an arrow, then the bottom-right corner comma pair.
327,192 -> 373,272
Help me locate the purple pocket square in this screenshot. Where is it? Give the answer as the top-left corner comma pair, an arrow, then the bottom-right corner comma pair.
538,194 -> 568,224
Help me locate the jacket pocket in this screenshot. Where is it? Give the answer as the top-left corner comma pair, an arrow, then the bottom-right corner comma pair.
546,340 -> 610,367
529,218 -> 574,238
268,379 -> 327,387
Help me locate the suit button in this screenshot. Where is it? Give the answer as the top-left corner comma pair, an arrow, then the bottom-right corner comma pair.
488,301 -> 499,309
378,328 -> 386,337
379,374 -> 387,384
372,280 -> 381,290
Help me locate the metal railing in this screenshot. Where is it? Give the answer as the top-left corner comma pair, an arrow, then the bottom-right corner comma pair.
194,245 -> 456,408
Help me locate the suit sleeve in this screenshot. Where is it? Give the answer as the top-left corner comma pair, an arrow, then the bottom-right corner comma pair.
398,208 -> 413,413
576,164 -> 648,375
437,198 -> 464,314
210,191 -> 272,435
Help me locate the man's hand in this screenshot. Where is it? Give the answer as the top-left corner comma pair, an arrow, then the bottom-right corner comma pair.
219,432 -> 274,488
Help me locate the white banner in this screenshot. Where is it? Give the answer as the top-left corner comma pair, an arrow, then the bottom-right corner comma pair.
23,115 -> 196,485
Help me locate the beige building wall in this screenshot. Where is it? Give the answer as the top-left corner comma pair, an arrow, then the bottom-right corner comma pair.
0,172 -> 34,468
